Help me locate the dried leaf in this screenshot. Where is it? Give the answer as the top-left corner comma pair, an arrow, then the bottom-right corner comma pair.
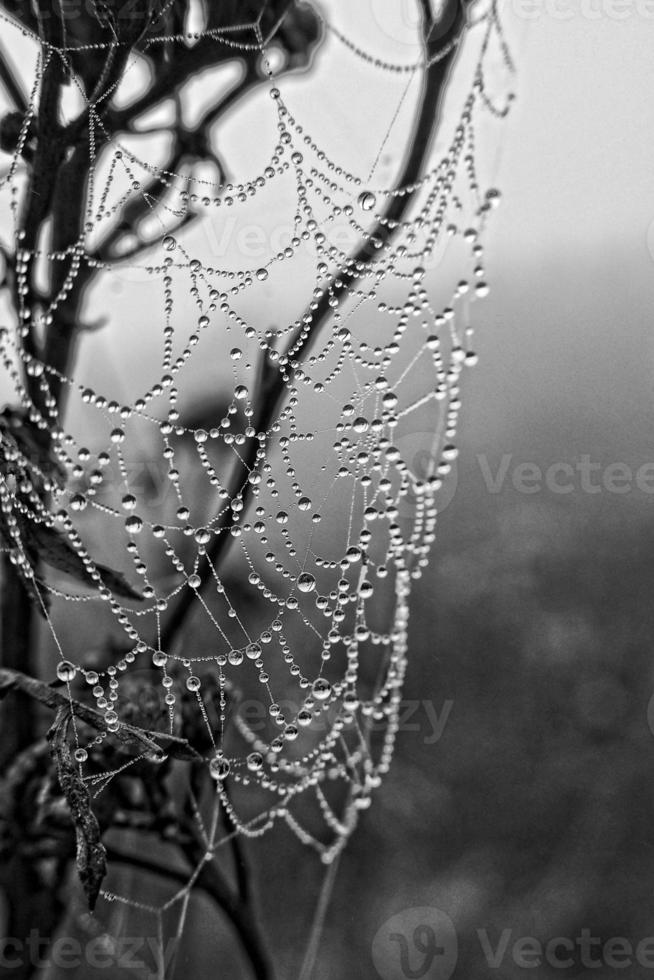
49,712 -> 107,910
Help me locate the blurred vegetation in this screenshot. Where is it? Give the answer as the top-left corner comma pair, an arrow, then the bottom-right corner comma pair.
246,479 -> 654,979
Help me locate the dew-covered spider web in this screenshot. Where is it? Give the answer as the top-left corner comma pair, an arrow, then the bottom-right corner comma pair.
0,0 -> 515,968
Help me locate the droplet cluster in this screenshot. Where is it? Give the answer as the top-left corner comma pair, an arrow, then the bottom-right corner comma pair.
0,1 -> 514,884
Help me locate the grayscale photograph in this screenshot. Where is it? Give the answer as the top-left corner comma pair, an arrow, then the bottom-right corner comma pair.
0,2 -> 650,978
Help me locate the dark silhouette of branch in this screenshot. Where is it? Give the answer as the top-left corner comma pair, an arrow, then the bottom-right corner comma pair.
0,40 -> 27,113
161,0 -> 469,654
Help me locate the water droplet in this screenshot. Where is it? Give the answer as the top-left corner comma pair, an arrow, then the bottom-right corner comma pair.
230,348 -> 242,361
209,756 -> 230,780
74,747 -> 88,763
475,282 -> 489,298
186,675 -> 201,692
57,660 -> 77,683
234,385 -> 248,400
188,573 -> 201,589
162,235 -> 176,251
297,572 -> 316,593
312,678 -> 331,701
358,191 -> 376,212
247,752 -> 263,772
125,515 -> 143,534
353,417 -> 369,434
343,691 -> 359,712
256,268 -> 269,282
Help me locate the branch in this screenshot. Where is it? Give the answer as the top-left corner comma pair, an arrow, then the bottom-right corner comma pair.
160,0 -> 469,654
107,37 -> 242,134
0,41 -> 27,113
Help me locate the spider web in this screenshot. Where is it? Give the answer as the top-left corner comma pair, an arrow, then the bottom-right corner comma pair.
0,0 -> 515,972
